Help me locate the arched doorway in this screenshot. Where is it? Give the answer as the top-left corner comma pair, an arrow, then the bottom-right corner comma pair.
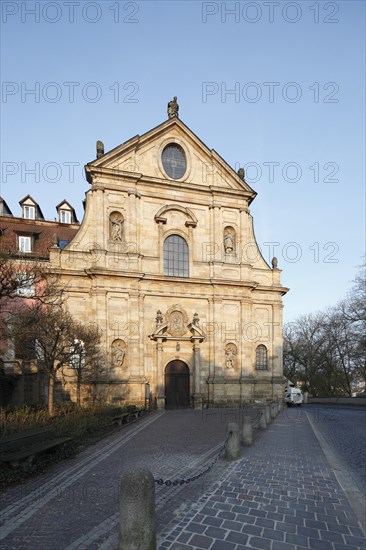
165,361 -> 190,409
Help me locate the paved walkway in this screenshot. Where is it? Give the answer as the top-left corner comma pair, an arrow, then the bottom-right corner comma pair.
0,406 -> 365,550
158,407 -> 366,550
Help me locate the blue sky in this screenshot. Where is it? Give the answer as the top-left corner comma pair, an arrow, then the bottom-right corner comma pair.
1,0 -> 365,322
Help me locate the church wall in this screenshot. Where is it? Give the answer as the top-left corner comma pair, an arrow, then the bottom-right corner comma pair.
51,117 -> 287,408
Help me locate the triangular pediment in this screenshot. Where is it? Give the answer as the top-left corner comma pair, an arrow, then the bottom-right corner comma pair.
85,118 -> 256,200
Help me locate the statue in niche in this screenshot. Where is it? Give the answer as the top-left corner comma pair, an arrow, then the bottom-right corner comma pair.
109,212 -> 124,242
224,227 -> 236,254
225,343 -> 237,369
112,340 -> 126,368
167,96 -> 179,118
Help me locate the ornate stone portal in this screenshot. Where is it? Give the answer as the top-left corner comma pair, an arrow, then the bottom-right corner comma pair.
149,305 -> 205,409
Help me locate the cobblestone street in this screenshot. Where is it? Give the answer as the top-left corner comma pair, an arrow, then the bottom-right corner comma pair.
0,406 -> 365,550
304,405 -> 366,493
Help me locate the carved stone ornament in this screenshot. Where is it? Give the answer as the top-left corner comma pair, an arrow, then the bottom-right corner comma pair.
112,339 -> 126,368
271,256 -> 278,269
156,310 -> 163,327
225,343 -> 237,370
166,304 -> 189,337
109,212 -> 124,242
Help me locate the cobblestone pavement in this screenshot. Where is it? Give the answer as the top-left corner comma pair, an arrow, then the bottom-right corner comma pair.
158,406 -> 365,550
0,406 -> 365,550
304,405 -> 366,493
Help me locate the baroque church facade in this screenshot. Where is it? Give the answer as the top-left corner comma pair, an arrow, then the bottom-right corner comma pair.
48,101 -> 288,408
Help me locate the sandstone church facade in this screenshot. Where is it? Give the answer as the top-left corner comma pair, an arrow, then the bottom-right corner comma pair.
49,101 -> 288,408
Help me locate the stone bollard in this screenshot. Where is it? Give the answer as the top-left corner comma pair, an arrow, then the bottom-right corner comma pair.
259,408 -> 267,430
225,422 -> 240,460
265,405 -> 271,424
242,416 -> 253,446
270,403 -> 276,419
119,467 -> 156,550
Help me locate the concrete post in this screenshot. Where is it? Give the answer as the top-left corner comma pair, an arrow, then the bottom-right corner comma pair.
225,422 -> 240,460
265,405 -> 271,424
259,408 -> 267,430
242,416 -> 253,446
119,467 -> 156,550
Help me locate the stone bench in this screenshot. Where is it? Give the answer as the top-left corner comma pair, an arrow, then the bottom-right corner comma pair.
0,427 -> 72,468
112,408 -> 145,426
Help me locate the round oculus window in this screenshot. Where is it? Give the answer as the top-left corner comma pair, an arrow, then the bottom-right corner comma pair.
162,144 -> 187,180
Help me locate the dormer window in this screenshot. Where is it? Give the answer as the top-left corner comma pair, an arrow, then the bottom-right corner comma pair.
60,209 -> 71,224
19,195 -> 44,221
56,200 -> 77,224
23,205 -> 35,219
19,236 -> 32,253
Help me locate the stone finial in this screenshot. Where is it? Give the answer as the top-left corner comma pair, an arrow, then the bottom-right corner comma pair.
271,256 -> 278,269
167,96 -> 179,118
156,310 -> 163,326
237,168 -> 245,180
52,234 -> 59,247
96,140 -> 104,159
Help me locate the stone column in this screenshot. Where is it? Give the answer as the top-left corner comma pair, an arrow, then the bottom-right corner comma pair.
193,341 -> 202,409
156,341 -> 165,410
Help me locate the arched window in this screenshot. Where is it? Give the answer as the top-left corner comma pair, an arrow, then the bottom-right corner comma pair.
163,235 -> 189,277
256,345 -> 268,370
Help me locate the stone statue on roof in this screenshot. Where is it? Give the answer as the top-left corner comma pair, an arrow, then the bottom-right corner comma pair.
167,96 -> 179,118
96,140 -> 104,159
237,168 -> 245,180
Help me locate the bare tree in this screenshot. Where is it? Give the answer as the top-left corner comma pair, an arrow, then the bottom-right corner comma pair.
62,322 -> 107,407
8,301 -> 105,415
284,263 -> 366,396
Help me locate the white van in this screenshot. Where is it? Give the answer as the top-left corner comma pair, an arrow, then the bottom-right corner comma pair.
285,385 -> 303,406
